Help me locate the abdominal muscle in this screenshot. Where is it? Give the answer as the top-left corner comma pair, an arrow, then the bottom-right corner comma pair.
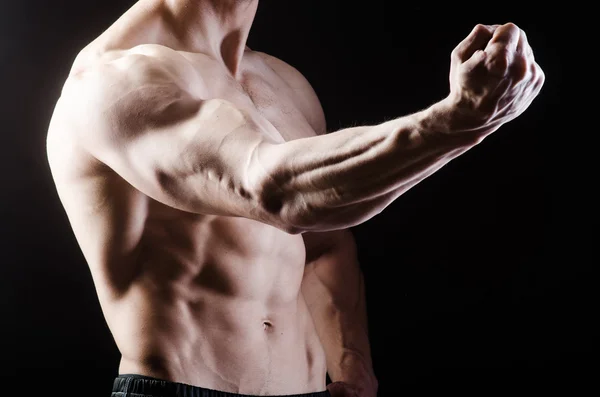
102,215 -> 328,396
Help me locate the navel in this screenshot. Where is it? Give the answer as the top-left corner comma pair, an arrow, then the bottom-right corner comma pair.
262,320 -> 273,331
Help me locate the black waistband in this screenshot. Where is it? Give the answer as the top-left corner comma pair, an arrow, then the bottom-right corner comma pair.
112,374 -> 330,397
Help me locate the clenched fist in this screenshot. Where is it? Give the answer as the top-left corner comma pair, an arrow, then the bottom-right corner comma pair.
446,23 -> 545,138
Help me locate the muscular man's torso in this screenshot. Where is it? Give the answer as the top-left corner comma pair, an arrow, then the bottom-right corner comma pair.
46,2 -> 328,394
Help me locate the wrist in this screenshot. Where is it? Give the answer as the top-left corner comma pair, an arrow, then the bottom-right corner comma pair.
330,350 -> 378,392
412,98 -> 474,147
439,93 -> 500,142
416,96 -> 492,147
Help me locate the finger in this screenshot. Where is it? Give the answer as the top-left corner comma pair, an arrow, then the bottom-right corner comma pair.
516,28 -> 526,54
510,53 -> 528,82
452,24 -> 495,63
462,48 -> 487,72
484,46 -> 511,78
529,61 -> 546,86
519,28 -> 535,61
533,63 -> 546,92
487,22 -> 520,52
512,29 -> 529,82
484,24 -> 521,78
516,27 -> 536,71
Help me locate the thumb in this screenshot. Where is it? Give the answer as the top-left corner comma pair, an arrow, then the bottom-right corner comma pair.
462,49 -> 487,72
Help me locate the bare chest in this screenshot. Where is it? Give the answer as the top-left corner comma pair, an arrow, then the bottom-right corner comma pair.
181,51 -> 318,143
52,46 -> 318,300
137,55 -> 315,297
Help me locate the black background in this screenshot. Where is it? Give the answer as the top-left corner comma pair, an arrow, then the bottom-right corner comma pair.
0,1 -> 589,395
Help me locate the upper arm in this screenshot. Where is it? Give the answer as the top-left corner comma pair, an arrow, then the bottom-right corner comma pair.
60,51 -> 288,230
302,229 -> 358,265
302,228 -> 362,308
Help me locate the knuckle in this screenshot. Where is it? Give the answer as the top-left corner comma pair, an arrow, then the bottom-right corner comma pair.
511,54 -> 528,80
496,46 -> 511,57
529,64 -> 545,89
451,48 -> 462,60
490,49 -> 510,71
514,53 -> 527,65
526,45 -> 534,58
519,28 -> 529,41
531,62 -> 544,81
537,78 -> 545,91
473,24 -> 486,34
538,68 -> 546,84
530,63 -> 538,78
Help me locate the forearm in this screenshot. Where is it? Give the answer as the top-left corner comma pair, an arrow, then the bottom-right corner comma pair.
307,273 -> 376,385
301,239 -> 377,392
301,143 -> 473,232
255,98 -> 478,232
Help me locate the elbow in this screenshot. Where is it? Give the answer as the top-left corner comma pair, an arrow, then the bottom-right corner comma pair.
256,183 -> 309,235
250,141 -> 312,235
